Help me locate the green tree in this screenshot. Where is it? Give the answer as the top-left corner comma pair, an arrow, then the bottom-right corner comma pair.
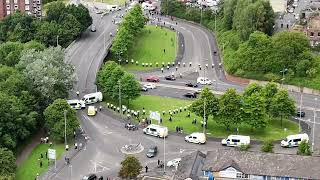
242,92 -> 268,130
223,0 -> 237,30
270,90 -> 295,127
97,61 -> 119,95
106,66 -> 125,98
46,1 -> 67,23
67,4 -> 92,33
0,148 -> 16,179
44,99 -> 79,141
297,140 -> 311,156
243,83 -> 263,97
35,21 -> 60,47
0,42 -> 24,66
115,73 -> 141,107
261,140 -> 274,153
17,46 -> 75,103
189,87 -> 219,120
118,156 -> 142,179
262,82 -> 279,116
58,14 -> 81,47
217,89 -> 242,130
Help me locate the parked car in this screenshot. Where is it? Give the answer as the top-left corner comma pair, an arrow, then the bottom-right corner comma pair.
221,135 -> 250,147
185,132 -> 206,144
82,174 -> 97,180
184,92 -> 197,98
167,158 -> 181,167
146,76 -> 160,82
141,86 -> 148,91
296,110 -> 305,117
125,123 -> 138,130
185,82 -> 198,87
197,77 -> 212,85
165,75 -> 176,81
143,83 -> 156,89
281,133 -> 309,148
146,146 -> 158,158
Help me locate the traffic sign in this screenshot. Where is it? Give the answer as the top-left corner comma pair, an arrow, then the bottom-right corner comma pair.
48,149 -> 56,160
150,111 -> 160,121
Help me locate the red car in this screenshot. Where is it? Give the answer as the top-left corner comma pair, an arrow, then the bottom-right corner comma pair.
146,76 -> 160,82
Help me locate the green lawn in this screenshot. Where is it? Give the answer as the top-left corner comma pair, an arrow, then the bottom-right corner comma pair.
121,95 -> 299,141
16,143 -> 65,180
102,0 -> 126,5
123,26 -> 177,71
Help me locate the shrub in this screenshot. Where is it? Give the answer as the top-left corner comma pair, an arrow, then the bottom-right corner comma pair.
297,140 -> 311,156
261,140 -> 274,153
264,72 -> 280,82
238,144 -> 251,151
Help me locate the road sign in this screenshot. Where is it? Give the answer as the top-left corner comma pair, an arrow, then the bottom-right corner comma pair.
48,149 -> 56,160
150,111 -> 160,121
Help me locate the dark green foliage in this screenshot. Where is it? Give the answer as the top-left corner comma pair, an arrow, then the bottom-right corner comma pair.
238,144 -> 251,151
297,140 -> 311,156
0,148 -> 16,179
118,156 -> 142,179
261,140 -> 274,153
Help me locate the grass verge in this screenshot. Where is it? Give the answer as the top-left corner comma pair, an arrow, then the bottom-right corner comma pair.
15,143 -> 64,180
116,95 -> 299,141
123,25 -> 177,71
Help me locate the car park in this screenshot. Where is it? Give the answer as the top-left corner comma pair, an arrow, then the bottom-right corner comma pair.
185,82 -> 198,87
281,133 -> 309,148
221,135 -> 250,147
197,77 -> 212,85
167,158 -> 181,167
82,174 -> 97,180
185,132 -> 206,144
184,92 -> 197,98
146,76 -> 160,82
143,83 -> 156,89
165,75 -> 176,81
125,123 -> 138,130
146,146 -> 158,158
296,110 -> 305,117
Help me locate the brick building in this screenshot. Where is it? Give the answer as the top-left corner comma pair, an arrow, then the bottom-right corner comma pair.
0,0 -> 42,19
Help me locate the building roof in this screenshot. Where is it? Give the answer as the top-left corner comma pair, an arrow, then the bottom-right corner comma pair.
309,16 -> 320,30
174,151 -> 206,180
202,149 -> 320,179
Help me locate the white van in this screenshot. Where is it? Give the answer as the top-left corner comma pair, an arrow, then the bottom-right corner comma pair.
221,135 -> 250,147
197,77 -> 212,85
143,124 -> 168,138
82,92 -> 103,105
281,133 -> 309,147
185,132 -> 206,144
67,99 -> 85,110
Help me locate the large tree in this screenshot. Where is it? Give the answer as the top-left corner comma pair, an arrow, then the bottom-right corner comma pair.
17,46 -> 75,103
189,87 -> 219,120
217,89 -> 242,130
262,82 -> 279,116
0,148 -> 16,179
118,156 -> 142,179
114,73 -> 141,107
67,4 -> 92,33
44,99 -> 79,141
270,90 -> 295,127
97,61 -> 119,94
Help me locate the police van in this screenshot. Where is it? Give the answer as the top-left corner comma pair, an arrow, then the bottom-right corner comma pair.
281,133 -> 309,147
143,124 -> 168,138
67,99 -> 85,110
82,92 -> 103,105
221,135 -> 250,147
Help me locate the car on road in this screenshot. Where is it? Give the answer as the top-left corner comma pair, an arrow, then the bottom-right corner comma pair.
184,92 -> 197,98
125,123 -> 138,130
221,135 -> 250,147
146,76 -> 160,82
143,83 -> 156,89
146,145 -> 158,158
185,82 -> 198,87
91,25 -> 96,32
82,174 -> 97,180
296,110 -> 305,117
67,99 -> 85,110
141,86 -> 148,91
87,106 -> 97,116
95,10 -> 103,14
281,133 -> 309,148
165,75 -> 176,81
185,132 -> 206,144
167,158 -> 181,167
197,77 -> 212,85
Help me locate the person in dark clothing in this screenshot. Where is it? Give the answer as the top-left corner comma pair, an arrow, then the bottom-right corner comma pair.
145,166 -> 148,173
158,159 -> 160,165
176,126 -> 178,132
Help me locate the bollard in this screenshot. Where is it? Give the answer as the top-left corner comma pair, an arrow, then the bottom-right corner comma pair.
136,61 -> 139,66
167,66 -> 170,70
150,63 -> 152,67
183,62 -> 186,67
172,62 -> 175,66
131,59 -> 134,64
176,66 -> 178,71
156,62 -> 158,67
178,62 -> 180,67
142,63 -> 144,67
146,63 -> 148,67
212,64 -> 214,68
189,62 -> 192,67
126,60 -> 129,64
162,62 -> 165,67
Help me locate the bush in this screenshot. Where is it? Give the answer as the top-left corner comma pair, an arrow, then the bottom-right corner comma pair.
261,140 -> 274,153
238,144 -> 251,151
297,140 -> 311,156
264,72 -> 280,82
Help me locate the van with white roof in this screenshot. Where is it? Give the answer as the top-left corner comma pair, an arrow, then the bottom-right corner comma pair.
221,135 -> 250,147
185,132 -> 206,144
281,133 -> 309,147
143,124 -> 168,138
82,92 -> 103,105
67,99 -> 85,110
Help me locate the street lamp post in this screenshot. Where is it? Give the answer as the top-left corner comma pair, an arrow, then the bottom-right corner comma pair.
280,68 -> 288,88
56,35 -> 59,47
203,97 -> 206,134
312,98 -> 318,152
64,110 -> 68,149
118,80 -> 122,115
299,87 -> 303,132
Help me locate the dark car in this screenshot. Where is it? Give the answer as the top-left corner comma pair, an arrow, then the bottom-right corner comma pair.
146,146 -> 158,158
82,174 -> 97,180
141,86 -> 148,91
125,123 -> 138,130
146,76 -> 160,82
296,111 -> 305,118
165,76 -> 176,81
185,82 -> 198,88
184,92 -> 197,98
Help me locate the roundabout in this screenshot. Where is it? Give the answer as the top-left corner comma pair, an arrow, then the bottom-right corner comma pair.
120,143 -> 144,155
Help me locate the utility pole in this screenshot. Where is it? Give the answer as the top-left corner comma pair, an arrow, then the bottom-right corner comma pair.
203,97 -> 206,134
69,165 -> 72,180
312,98 -> 318,152
118,80 -> 122,115
299,87 -> 303,132
280,68 -> 288,88
163,135 -> 166,173
166,0 -> 168,15
56,35 -> 59,47
64,110 -> 67,148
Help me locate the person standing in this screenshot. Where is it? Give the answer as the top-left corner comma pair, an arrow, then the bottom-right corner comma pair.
76,91 -> 80,97
145,166 -> 148,173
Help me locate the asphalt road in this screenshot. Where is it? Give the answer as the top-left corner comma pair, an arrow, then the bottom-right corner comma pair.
53,2 -> 320,180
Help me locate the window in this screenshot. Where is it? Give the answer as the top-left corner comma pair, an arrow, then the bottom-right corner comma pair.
6,0 -> 10,4
37,6 -> 41,10
37,0 -> 40,4
293,138 -> 301,142
25,5 -> 29,10
318,32 -> 320,37
14,5 -> 18,9
13,0 -> 17,3
232,139 -> 240,143
25,0 -> 29,4
88,97 -> 95,100
236,173 -> 250,179
7,10 -> 11,15
6,5 -> 10,9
